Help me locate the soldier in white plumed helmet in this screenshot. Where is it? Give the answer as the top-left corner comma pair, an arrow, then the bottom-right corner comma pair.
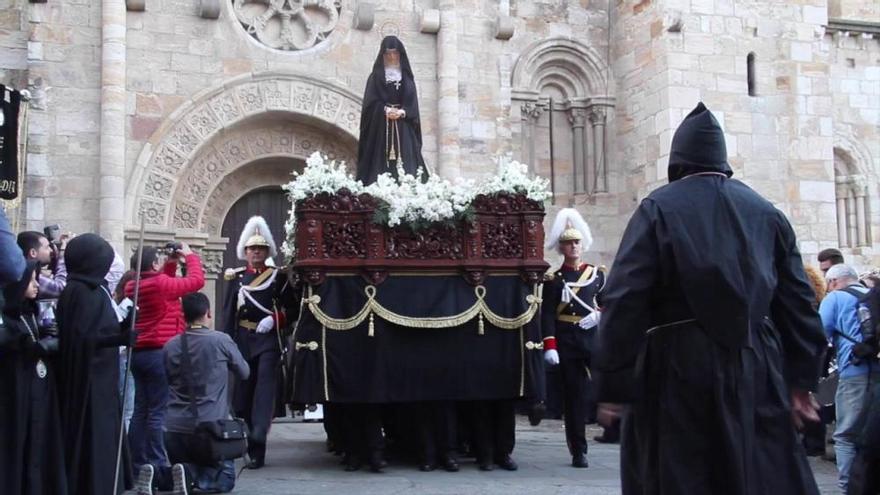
540,208 -> 607,468
221,216 -> 291,469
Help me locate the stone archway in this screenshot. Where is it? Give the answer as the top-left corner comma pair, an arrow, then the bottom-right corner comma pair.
127,72 -> 362,229
124,73 -> 360,302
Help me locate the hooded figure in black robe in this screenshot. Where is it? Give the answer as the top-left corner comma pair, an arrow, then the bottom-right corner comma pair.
56,234 -> 132,495
356,35 -> 428,185
0,261 -> 68,495
596,103 -> 827,495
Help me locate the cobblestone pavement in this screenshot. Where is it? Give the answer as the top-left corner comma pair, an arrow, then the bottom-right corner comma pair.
216,417 -> 840,495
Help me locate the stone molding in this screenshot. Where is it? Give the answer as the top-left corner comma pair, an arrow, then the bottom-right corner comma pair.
127,72 -> 362,231
200,0 -> 222,19
352,2 -> 375,30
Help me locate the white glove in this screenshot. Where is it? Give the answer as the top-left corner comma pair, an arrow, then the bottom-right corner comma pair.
544,349 -> 560,366
115,298 -> 134,323
256,315 -> 275,334
578,312 -> 600,331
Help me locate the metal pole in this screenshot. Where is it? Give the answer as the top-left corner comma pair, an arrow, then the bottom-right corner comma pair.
548,98 -> 556,205
113,216 -> 145,494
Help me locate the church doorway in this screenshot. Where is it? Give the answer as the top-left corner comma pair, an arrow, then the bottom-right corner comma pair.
215,185 -> 291,326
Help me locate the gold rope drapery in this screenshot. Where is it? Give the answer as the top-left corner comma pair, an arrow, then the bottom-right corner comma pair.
305,284 -> 541,336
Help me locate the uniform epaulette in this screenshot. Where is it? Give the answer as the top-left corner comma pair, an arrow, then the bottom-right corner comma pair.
224,266 -> 246,281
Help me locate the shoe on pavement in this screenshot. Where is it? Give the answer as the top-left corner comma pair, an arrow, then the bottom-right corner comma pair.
572,453 -> 589,468
171,463 -> 189,495
495,455 -> 518,471
134,464 -> 154,495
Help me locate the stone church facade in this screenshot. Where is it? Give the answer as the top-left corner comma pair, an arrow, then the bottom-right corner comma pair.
0,0 -> 878,298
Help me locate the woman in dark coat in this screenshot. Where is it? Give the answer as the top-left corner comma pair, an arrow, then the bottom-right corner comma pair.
56,234 -> 132,495
0,260 -> 68,495
356,35 -> 429,185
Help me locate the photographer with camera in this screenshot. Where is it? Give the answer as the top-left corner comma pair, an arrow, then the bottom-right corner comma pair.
820,263 -> 880,493
125,242 -> 204,483
17,229 -> 71,343
17,229 -> 68,302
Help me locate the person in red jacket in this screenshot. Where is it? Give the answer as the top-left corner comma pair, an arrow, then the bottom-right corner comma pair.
125,243 -> 204,485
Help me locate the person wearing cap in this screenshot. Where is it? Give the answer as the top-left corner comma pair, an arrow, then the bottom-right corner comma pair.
595,103 -> 826,494
222,216 -> 289,469
541,208 -> 606,468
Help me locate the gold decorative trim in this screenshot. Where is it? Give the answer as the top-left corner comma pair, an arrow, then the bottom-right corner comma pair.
322,325 -> 329,401
524,341 -> 544,350
304,284 -> 542,333
519,326 -> 525,397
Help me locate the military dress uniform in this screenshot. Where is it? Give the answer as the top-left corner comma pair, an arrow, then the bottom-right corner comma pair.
222,216 -> 290,468
541,262 -> 605,463
540,206 -> 606,468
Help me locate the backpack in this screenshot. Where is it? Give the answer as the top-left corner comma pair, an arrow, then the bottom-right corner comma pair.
841,286 -> 880,364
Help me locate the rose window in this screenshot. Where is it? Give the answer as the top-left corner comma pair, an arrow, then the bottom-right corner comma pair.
232,0 -> 342,51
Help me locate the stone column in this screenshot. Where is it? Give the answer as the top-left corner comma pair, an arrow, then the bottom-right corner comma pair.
568,108 -> 588,194
437,0 -> 460,177
855,180 -> 868,247
99,0 -> 127,251
846,191 -> 857,248
519,101 -> 542,173
836,187 -> 849,247
588,106 -> 608,193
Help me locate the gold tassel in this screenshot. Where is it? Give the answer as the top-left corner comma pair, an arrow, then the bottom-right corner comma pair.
368,313 -> 375,338
478,313 -> 485,336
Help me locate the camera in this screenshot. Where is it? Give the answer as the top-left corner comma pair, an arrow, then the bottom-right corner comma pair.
164,241 -> 183,256
43,224 -> 62,246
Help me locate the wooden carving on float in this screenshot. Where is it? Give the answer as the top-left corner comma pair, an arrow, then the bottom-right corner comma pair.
293,189 -> 548,286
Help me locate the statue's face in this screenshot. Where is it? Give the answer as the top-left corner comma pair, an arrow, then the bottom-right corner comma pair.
383,48 -> 400,68
559,239 -> 581,262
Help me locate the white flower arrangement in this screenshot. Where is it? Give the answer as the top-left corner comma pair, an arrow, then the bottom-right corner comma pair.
478,156 -> 553,203
281,152 -> 551,257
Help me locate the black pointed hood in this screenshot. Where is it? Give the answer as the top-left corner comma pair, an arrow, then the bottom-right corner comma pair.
64,233 -> 114,288
2,260 -> 38,317
668,102 -> 732,182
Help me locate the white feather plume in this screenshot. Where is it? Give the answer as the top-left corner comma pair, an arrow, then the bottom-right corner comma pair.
546,208 -> 593,253
236,215 -> 278,261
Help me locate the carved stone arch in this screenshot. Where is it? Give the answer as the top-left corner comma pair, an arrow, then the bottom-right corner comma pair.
834,131 -> 876,177
127,72 -> 362,228
511,38 -> 610,96
201,156 -> 305,237
168,117 -> 356,232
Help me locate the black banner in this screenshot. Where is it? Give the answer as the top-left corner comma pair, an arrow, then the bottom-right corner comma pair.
0,84 -> 22,200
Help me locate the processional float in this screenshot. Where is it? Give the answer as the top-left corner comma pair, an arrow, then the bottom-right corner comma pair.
284,155 -> 550,404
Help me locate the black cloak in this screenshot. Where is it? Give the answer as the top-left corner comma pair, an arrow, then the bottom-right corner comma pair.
355,36 -> 428,185
0,261 -> 67,495
56,234 -> 131,495
596,103 -> 827,494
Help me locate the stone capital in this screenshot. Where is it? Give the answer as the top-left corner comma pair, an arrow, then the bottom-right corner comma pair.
567,108 -> 588,128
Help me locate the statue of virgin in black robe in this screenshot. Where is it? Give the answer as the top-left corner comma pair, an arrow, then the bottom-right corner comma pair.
0,261 -> 67,495
356,36 -> 428,185
56,234 -> 132,495
596,103 -> 827,495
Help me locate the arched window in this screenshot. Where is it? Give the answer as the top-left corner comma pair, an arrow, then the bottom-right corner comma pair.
747,52 -> 757,97
511,39 -> 614,199
834,149 -> 871,247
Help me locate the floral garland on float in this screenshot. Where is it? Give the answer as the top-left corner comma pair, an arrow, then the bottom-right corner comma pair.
281,152 -> 552,259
